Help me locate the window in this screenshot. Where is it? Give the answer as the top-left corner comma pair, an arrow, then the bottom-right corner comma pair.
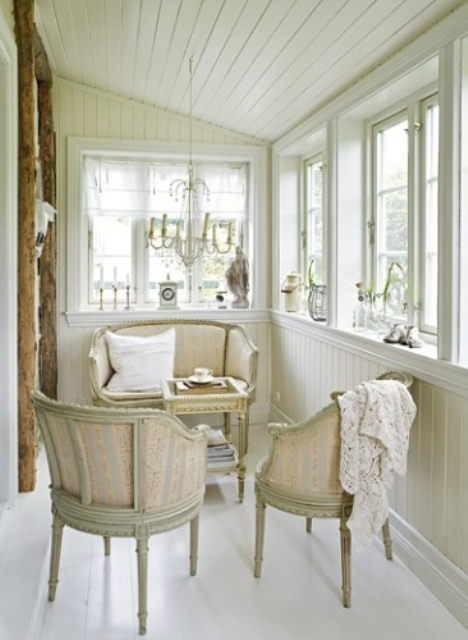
370,94 -> 438,334
304,155 -> 325,285
84,156 -> 248,307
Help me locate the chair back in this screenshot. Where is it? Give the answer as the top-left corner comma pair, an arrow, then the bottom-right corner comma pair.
32,392 -> 207,515
260,403 -> 345,497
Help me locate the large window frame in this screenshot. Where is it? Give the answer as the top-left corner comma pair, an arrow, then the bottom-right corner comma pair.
67,138 -> 268,315
303,153 -> 326,287
369,91 -> 439,337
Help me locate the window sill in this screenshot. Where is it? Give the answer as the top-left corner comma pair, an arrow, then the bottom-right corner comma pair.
270,310 -> 468,399
65,306 -> 270,328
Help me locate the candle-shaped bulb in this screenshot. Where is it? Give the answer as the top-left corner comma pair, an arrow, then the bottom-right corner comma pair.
202,212 -> 210,238
100,266 -> 104,289
126,273 -> 130,287
113,266 -> 117,287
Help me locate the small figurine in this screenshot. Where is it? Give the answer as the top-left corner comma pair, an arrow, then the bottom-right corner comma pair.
225,246 -> 250,308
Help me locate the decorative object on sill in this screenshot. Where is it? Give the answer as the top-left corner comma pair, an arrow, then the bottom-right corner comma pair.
216,292 -> 227,309
353,282 -> 383,333
226,246 -> 250,308
381,261 -> 406,327
146,57 -> 235,268
309,284 -> 327,321
158,276 -> 179,310
383,324 -> 406,343
400,325 -> 424,348
281,272 -> 301,312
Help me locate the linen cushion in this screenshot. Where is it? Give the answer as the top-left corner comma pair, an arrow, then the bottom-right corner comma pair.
106,328 -> 175,392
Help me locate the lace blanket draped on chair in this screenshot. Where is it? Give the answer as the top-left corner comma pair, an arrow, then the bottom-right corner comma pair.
338,380 -> 417,552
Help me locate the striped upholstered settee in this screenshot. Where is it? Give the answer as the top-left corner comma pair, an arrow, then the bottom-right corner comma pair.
88,319 -> 259,434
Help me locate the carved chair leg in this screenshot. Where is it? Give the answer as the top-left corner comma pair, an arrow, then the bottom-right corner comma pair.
306,517 -> 312,533
382,517 -> 393,560
48,509 -> 64,601
254,490 -> 266,578
244,410 -> 250,454
189,515 -> 199,576
103,536 -> 111,556
136,532 -> 149,635
340,516 -> 351,608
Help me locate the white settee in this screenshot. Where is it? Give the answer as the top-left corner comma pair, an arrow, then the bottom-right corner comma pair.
88,319 -> 259,446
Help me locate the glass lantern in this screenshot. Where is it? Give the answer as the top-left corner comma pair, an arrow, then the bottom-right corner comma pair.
309,284 -> 327,321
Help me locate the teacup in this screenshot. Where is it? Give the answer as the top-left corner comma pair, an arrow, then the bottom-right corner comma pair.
194,367 -> 213,381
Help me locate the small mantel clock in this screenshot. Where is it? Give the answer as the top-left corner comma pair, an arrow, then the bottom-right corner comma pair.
158,280 -> 179,309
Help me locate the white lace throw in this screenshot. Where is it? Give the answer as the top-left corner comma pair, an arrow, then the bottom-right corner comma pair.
338,380 -> 416,553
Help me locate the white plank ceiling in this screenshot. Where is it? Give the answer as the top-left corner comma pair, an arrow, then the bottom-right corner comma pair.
35,0 -> 464,142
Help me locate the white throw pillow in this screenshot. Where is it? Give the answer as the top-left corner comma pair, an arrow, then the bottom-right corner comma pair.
105,328 -> 176,392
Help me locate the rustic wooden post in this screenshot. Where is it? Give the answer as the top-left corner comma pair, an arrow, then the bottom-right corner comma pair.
35,28 -> 57,400
15,0 -> 37,491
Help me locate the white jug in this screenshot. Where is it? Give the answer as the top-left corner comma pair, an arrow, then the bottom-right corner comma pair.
281,272 -> 301,312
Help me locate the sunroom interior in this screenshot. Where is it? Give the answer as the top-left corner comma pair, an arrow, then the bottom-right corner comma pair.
1,0 -> 468,637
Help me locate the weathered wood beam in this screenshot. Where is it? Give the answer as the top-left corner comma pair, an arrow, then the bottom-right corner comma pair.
34,25 -> 52,84
15,0 -> 37,492
37,81 -> 57,400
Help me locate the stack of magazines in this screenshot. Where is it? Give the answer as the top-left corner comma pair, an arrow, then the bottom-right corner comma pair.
206,428 -> 237,468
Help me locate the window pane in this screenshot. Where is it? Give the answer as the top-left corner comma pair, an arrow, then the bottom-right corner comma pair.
91,216 -> 133,304
375,118 -> 408,321
306,158 -> 324,284
423,101 -> 439,329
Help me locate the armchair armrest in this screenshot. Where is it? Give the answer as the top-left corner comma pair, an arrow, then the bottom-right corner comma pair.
225,325 -> 259,400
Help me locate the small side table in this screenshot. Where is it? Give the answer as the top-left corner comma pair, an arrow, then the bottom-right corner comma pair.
161,377 -> 248,502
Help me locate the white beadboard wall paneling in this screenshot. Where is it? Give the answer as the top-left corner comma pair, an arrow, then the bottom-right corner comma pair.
269,312 -> 468,584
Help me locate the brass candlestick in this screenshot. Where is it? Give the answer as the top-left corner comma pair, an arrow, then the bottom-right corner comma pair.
125,285 -> 131,310
99,287 -> 104,311
113,286 -> 118,310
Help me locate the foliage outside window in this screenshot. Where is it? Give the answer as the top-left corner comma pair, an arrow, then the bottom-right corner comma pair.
85,157 -> 248,306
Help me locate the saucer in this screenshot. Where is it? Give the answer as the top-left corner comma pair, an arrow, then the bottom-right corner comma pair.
188,375 -> 214,385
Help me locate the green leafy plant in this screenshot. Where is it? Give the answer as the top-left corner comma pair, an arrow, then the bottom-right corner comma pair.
382,261 -> 404,303
307,257 -> 315,287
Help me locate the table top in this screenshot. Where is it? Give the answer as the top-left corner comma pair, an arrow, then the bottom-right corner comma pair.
161,376 -> 248,415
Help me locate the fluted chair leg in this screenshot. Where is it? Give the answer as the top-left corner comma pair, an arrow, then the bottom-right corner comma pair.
254,491 -> 266,578
48,510 -> 64,601
340,516 -> 351,608
190,515 -> 199,576
306,517 -> 312,533
103,536 -> 111,556
136,532 -> 149,635
382,517 -> 393,560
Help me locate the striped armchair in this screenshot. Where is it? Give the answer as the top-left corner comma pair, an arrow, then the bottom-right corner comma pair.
254,371 -> 414,607
32,391 -> 208,636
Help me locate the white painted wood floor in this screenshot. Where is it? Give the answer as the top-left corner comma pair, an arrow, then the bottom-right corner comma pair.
1,425 -> 467,640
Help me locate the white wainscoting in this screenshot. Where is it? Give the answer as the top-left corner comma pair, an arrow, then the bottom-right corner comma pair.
270,310 -> 468,628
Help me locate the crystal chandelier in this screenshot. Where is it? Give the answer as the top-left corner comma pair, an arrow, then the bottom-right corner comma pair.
147,57 -> 234,268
